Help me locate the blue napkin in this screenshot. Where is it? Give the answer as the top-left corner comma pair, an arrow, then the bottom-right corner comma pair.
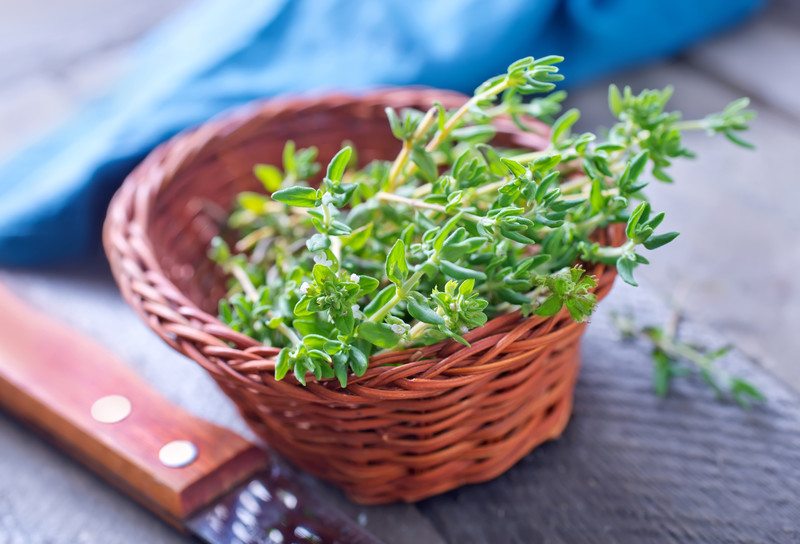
0,0 -> 761,266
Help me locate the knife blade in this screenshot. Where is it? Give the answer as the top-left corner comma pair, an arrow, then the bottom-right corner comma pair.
186,468 -> 378,544
0,283 -> 382,544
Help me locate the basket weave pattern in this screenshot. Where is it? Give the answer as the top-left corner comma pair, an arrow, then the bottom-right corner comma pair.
104,89 -> 619,504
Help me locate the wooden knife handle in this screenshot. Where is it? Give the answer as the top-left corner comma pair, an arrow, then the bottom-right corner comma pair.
0,284 -> 266,524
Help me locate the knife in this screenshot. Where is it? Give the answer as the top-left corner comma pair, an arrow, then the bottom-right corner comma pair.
0,284 -> 382,544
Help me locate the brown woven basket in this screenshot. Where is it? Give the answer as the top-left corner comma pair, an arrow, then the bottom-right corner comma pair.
104,88 -> 621,504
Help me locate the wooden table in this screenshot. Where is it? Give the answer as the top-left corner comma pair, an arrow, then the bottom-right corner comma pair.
2,1 -> 800,542
1,0 -> 798,390
1,260 -> 798,544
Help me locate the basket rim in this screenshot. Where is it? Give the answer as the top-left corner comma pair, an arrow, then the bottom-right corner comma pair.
103,87 -> 619,392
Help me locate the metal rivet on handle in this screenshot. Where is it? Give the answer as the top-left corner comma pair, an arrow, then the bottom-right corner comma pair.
159,440 -> 198,468
91,395 -> 132,424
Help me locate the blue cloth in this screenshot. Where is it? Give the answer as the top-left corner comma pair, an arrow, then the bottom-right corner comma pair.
0,0 -> 761,266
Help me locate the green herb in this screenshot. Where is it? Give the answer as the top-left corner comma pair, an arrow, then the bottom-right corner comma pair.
210,54 -> 754,386
613,311 -> 765,408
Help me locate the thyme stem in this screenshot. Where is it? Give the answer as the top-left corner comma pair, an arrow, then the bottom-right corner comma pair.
386,107 -> 438,191
367,263 -> 433,323
375,192 -> 485,223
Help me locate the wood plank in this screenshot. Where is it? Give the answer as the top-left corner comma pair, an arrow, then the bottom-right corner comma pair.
0,0 -> 177,160
767,0 -> 800,27
0,0 -> 185,85
0,45 -> 128,161
418,281 -> 800,544
1,2 -> 797,541
0,260 -> 446,544
565,60 -> 800,392
3,264 -> 798,543
0,413 -> 184,543
685,14 -> 800,121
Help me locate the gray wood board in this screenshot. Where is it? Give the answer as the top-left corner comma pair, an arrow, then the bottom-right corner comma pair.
0,0 -> 186,161
1,2 -> 799,542
685,9 -> 800,123
1,259 -> 798,544
566,59 -> 800,392
1,0 -> 798,390
0,0 -> 185,85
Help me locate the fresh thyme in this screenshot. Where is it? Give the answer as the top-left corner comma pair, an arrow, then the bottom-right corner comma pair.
613,311 -> 765,408
209,55 -> 754,387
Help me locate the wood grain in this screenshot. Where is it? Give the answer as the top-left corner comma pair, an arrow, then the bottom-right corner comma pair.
417,284 -> 800,544
5,265 -> 800,544
1,1 -> 799,542
0,283 -> 266,524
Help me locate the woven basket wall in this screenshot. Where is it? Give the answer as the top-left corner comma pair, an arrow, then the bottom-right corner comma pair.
104,88 -> 620,504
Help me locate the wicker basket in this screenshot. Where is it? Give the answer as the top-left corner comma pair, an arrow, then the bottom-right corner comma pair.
104,88 -> 620,504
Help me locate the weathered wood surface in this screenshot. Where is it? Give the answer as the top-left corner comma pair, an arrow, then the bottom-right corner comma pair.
567,2 -> 800,389
1,0 -> 798,391
0,0 -> 184,161
2,0 -> 799,542
1,259 -> 799,544
570,60 -> 800,391
419,287 -> 800,544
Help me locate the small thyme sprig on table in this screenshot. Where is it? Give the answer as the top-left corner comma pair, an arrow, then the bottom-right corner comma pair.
209,55 -> 754,387
613,311 -> 765,408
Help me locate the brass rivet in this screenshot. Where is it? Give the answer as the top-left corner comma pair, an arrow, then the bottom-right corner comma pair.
158,440 -> 198,468
90,395 -> 131,424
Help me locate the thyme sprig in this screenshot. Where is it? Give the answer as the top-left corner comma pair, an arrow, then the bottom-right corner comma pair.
613,311 -> 765,408
210,55 -> 754,387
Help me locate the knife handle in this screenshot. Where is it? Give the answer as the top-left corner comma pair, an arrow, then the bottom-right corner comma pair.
0,284 -> 266,524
